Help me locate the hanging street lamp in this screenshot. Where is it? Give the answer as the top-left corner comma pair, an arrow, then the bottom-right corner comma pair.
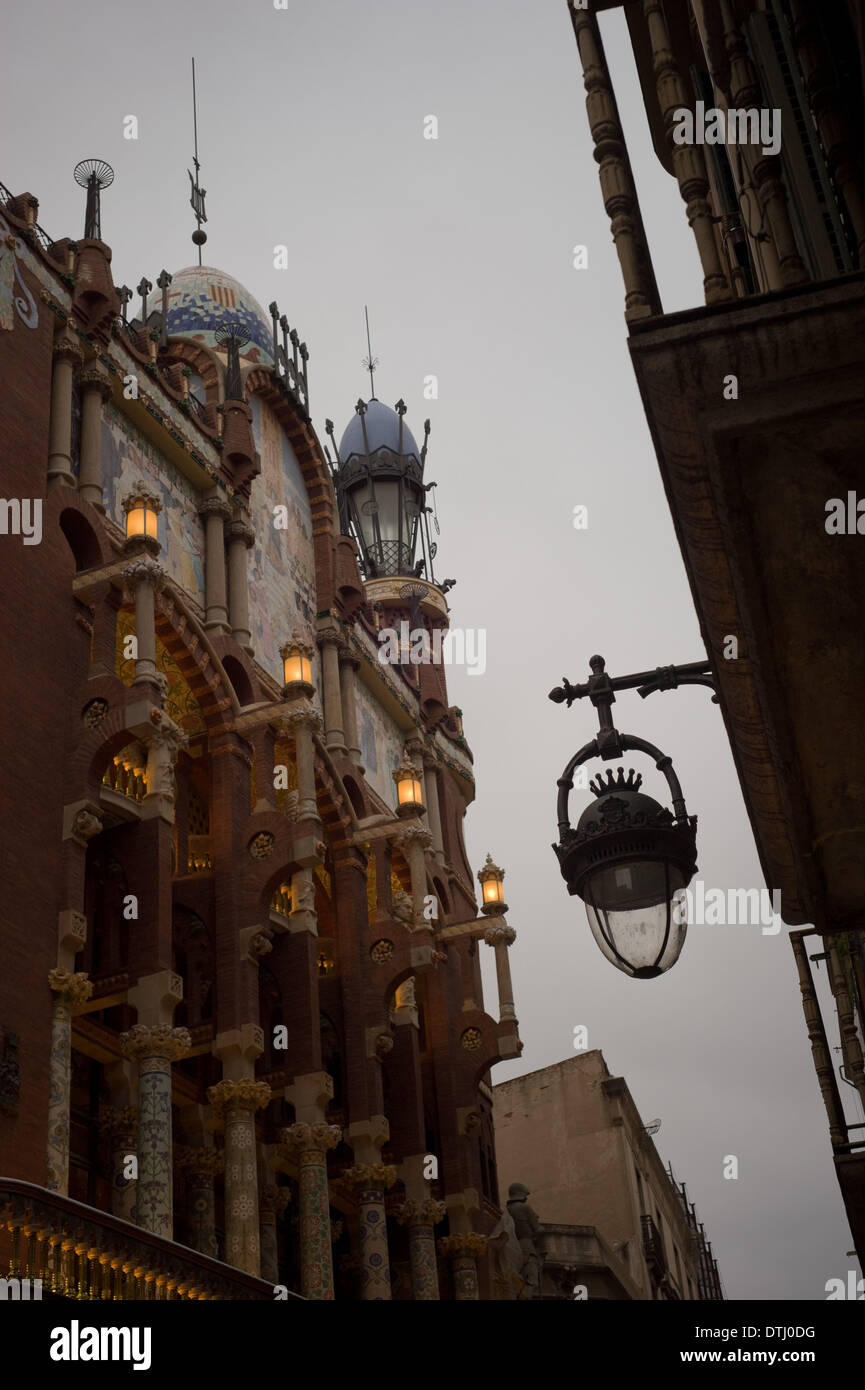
549,654 -> 715,978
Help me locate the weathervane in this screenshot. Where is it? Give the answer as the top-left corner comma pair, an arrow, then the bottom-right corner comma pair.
362,305 -> 379,399
188,57 -> 208,264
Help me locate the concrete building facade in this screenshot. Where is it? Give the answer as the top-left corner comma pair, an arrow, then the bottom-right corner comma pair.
494,1052 -> 722,1300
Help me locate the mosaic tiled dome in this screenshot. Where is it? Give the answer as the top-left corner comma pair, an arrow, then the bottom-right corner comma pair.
338,398 -> 421,462
162,265 -> 274,366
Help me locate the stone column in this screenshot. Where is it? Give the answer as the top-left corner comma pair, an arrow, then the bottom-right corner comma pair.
175,1146 -> 223,1259
280,704 -> 322,822
397,1199 -> 446,1300
119,1024 -> 191,1239
207,1078 -> 272,1276
77,361 -> 112,509
343,1163 -> 397,1300
437,1233 -> 488,1300
394,826 -> 433,930
121,557 -> 164,687
279,1123 -> 340,1299
317,621 -> 346,754
45,969 -> 93,1193
422,755 -> 445,863
198,492 -> 232,631
259,1184 -> 292,1284
484,924 -> 517,1022
141,713 -> 188,821
338,649 -> 363,767
98,1104 -> 139,1222
226,516 -> 255,652
568,5 -> 661,322
47,331 -> 82,488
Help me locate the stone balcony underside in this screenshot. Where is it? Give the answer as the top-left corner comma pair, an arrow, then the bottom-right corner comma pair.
628,272 -> 865,930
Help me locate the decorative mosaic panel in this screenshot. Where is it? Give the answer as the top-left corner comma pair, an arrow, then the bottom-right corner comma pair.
356,679 -> 404,811
102,401 -> 205,605
116,610 -> 206,736
247,396 -> 318,686
162,266 -> 274,366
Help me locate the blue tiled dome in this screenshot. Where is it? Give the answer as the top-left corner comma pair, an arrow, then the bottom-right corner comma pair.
162,265 -> 273,366
339,399 -> 420,462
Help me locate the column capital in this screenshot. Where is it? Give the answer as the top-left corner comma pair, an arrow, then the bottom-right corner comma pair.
53,332 -> 83,365
78,361 -> 113,399
121,556 -> 165,591
119,1023 -> 191,1063
207,1078 -> 272,1114
278,701 -> 323,735
437,1232 -> 487,1258
279,1122 -> 341,1162
484,924 -> 516,947
198,493 -> 232,522
48,969 -> 93,1009
315,614 -> 343,645
342,1163 -> 398,1193
97,1104 -> 138,1141
396,1198 -> 446,1229
259,1184 -> 292,1217
393,825 -> 433,853
175,1145 -> 225,1177
226,516 -> 256,548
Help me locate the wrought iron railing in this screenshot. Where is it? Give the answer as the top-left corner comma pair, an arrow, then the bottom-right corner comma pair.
640,1213 -> 666,1277
0,1179 -> 298,1300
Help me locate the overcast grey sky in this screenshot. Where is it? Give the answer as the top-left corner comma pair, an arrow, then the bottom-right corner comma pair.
5,0 -> 861,1300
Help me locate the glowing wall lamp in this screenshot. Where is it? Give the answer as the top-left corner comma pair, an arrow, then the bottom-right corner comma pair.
478,853 -> 509,916
123,485 -> 161,554
393,755 -> 424,818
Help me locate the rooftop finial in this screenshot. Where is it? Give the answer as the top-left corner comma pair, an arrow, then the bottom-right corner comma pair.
73,160 -> 114,241
188,57 -> 208,265
362,305 -> 379,400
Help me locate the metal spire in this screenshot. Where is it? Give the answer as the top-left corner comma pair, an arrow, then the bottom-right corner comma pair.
188,58 -> 208,264
362,305 -> 379,400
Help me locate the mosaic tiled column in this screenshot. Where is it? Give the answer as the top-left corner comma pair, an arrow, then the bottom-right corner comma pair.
119,1024 -> 191,1239
98,1104 -> 139,1222
279,1123 -> 340,1300
46,969 -> 93,1193
344,1163 -> 397,1300
259,1184 -> 292,1284
207,1079 -> 272,1275
437,1233 -> 488,1301
397,1199 -> 446,1301
176,1146 -> 223,1259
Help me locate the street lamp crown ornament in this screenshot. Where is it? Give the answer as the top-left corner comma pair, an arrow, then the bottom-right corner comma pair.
551,654 -> 714,979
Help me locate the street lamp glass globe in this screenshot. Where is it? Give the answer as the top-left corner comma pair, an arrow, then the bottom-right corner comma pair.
583,858 -> 687,979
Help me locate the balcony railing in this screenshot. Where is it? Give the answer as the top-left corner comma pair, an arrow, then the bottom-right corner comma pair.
1,1179 -> 298,1300
640,1213 -> 667,1278
101,752 -> 146,803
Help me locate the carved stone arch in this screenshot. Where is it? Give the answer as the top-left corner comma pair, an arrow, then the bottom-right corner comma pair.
160,339 -> 221,403
153,588 -> 238,732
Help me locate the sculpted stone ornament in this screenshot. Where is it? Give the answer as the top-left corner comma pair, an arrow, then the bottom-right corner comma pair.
397,1199 -> 446,1229
48,968 -> 94,1010
278,701 -> 322,735
373,1032 -> 394,1060
484,924 -> 517,948
121,556 -> 164,591
119,1023 -> 192,1063
506,1181 -> 543,1299
390,890 -> 414,925
487,1204 -> 525,1300
207,1078 -> 272,1114
279,1122 -> 341,1162
342,1163 -> 398,1193
175,1145 -> 224,1177
436,1232 -> 488,1258
72,809 -> 102,843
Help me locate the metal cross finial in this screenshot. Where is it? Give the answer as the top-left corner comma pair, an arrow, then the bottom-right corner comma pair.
189,58 -> 208,265
136,277 -> 153,324
362,305 -> 379,399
